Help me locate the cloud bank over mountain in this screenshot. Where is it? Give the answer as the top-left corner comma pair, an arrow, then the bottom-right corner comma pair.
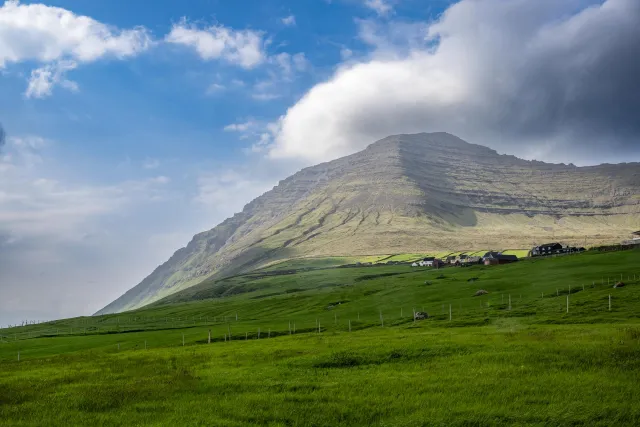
270,0 -> 640,165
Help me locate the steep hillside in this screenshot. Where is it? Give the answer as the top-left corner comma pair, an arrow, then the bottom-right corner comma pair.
97,132 -> 640,314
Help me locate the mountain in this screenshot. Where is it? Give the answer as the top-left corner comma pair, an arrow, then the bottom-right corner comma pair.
96,132 -> 640,314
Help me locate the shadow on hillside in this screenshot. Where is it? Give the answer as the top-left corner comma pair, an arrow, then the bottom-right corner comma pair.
398,133 -> 478,227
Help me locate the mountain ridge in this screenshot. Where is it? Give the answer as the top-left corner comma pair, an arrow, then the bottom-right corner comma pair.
96,132 -> 640,314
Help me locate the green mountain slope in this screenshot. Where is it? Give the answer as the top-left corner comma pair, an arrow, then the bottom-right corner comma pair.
96,132 -> 640,314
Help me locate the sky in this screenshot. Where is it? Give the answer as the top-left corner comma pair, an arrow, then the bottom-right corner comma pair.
0,0 -> 639,326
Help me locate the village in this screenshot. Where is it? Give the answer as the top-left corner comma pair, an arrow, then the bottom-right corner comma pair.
409,231 -> 640,269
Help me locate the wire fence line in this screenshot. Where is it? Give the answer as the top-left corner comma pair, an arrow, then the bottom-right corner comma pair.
2,272 -> 638,362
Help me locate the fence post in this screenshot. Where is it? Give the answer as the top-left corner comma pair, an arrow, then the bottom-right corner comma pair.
566,295 -> 569,313
449,304 -> 452,321
379,311 -> 384,327
349,320 -> 351,332
509,295 -> 512,311
182,334 -> 185,346
208,329 -> 211,344
609,295 -> 611,311
268,329 -> 271,338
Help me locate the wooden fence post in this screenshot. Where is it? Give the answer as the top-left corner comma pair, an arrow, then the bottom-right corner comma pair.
349,320 -> 351,332
449,304 -> 452,321
182,334 -> 185,346
208,329 -> 211,344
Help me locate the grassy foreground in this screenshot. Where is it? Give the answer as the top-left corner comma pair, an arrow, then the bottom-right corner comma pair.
2,250 -> 640,426
2,325 -> 640,426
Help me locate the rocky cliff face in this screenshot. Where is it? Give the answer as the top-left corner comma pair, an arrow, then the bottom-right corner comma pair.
96,132 -> 640,314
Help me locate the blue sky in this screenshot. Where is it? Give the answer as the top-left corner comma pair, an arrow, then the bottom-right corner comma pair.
1,0 -> 638,325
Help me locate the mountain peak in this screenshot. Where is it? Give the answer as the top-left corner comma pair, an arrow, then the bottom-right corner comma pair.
96,133 -> 640,314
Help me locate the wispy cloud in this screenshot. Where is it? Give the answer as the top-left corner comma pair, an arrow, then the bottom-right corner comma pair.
282,15 -> 296,26
364,0 -> 393,16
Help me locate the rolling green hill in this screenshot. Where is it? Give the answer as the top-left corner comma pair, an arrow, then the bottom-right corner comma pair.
2,250 -> 640,426
97,132 -> 640,314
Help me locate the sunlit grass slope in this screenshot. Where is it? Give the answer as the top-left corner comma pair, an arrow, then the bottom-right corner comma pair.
2,249 -> 640,426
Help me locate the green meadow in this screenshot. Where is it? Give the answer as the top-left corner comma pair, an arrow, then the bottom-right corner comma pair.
2,249 -> 640,426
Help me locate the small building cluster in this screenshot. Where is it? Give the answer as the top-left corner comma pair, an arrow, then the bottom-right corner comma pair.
411,251 -> 520,268
530,243 -> 585,257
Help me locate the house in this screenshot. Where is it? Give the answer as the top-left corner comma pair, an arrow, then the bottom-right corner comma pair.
445,255 -> 457,265
432,259 -> 445,268
531,243 -> 563,257
483,253 -> 518,265
462,256 -> 482,265
481,252 -> 500,261
633,231 -> 640,241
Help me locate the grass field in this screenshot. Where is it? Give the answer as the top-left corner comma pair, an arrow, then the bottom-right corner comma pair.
2,249 -> 640,426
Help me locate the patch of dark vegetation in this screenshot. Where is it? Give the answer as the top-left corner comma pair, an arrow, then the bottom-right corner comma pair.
327,300 -> 349,309
468,277 -> 479,282
250,292 -> 284,300
313,345 -> 472,368
188,282 -> 262,300
363,289 -> 382,296
436,274 -> 446,279
285,288 -> 305,294
315,282 -> 347,290
353,272 -> 405,282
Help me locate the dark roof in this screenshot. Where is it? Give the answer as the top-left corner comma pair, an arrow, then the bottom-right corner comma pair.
633,231 -> 640,236
497,254 -> 518,261
422,257 -> 435,261
483,252 -> 501,258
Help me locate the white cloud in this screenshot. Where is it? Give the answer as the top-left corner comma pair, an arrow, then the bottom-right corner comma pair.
268,0 -> 640,165
282,15 -> 296,26
142,158 -> 161,169
364,0 -> 393,16
224,120 -> 257,133
166,19 -> 266,69
340,48 -> 354,60
25,60 -> 79,98
0,0 -> 152,97
206,82 -> 226,94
